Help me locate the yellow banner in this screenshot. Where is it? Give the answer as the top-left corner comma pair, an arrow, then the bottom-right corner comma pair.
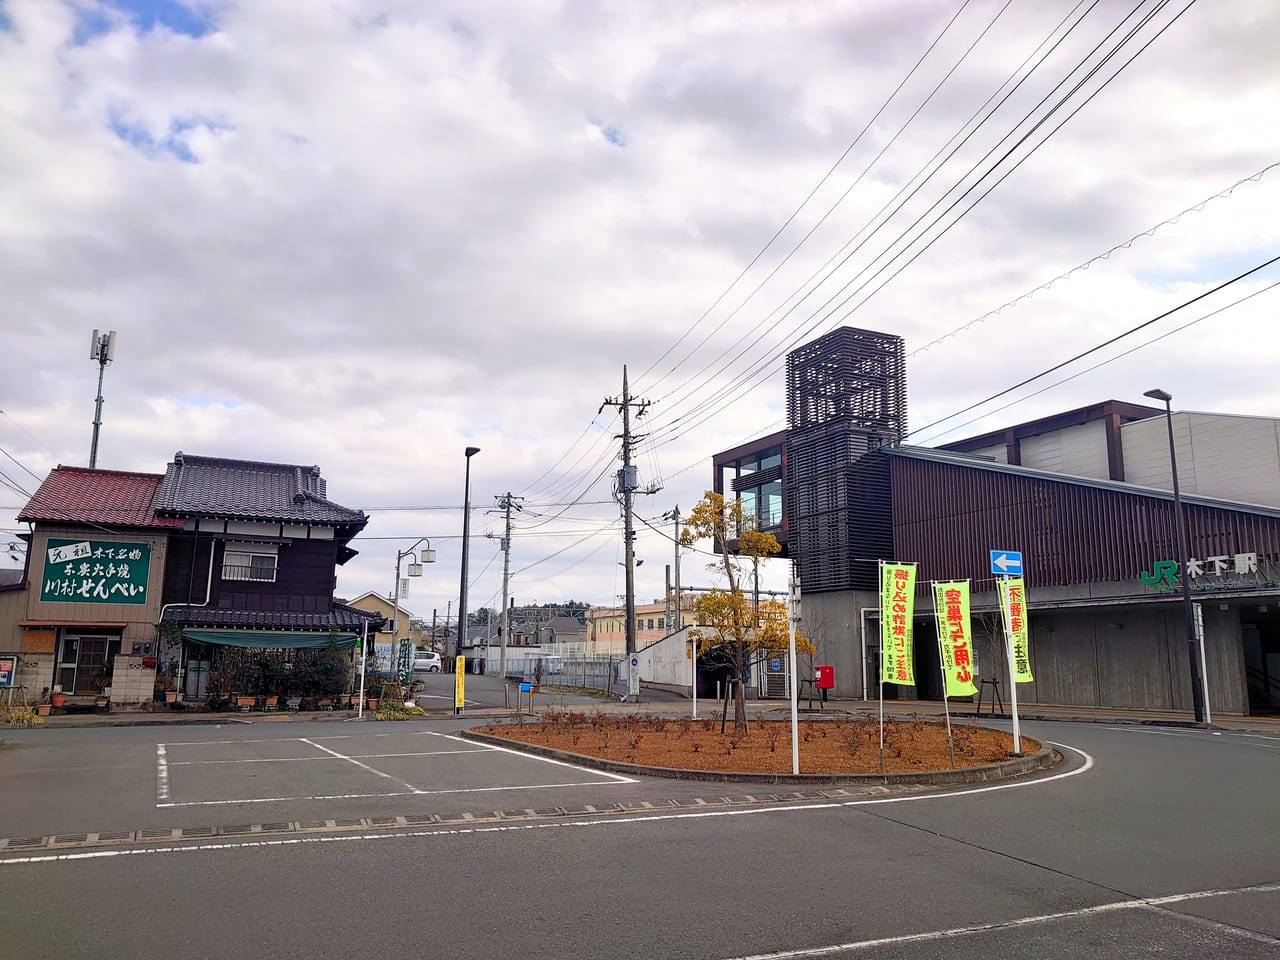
1000,577 -> 1033,682
880,562 -> 917,686
454,656 -> 466,710
934,581 -> 978,697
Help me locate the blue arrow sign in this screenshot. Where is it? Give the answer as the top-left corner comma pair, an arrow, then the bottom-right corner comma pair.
990,550 -> 1024,576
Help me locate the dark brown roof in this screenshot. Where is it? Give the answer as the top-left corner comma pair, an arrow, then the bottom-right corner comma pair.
154,453 -> 367,526
17,467 -> 184,528
161,601 -> 382,631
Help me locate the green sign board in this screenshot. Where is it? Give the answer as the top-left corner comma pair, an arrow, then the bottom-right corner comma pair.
40,538 -> 151,605
397,639 -> 413,685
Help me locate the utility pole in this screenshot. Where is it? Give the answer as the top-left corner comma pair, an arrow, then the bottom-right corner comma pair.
602,366 -> 651,657
494,492 -> 522,679
666,506 -> 682,631
88,329 -> 117,468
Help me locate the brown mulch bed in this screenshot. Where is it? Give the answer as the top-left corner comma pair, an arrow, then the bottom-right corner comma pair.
477,710 -> 1038,776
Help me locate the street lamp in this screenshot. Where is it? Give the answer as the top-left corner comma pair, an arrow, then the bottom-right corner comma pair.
390,538 -> 436,690
457,446 -> 481,686
1143,387 -> 1207,723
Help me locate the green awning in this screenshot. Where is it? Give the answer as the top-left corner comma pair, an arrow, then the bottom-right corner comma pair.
181,629 -> 358,649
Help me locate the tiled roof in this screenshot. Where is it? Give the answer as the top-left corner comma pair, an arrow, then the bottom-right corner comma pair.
17,466 -> 184,528
162,601 -> 383,631
154,453 -> 367,526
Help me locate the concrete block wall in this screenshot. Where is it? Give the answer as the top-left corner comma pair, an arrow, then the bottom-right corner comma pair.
108,655 -> 157,706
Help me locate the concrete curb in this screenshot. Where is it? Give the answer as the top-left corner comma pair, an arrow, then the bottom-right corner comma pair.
462,727 -> 1056,786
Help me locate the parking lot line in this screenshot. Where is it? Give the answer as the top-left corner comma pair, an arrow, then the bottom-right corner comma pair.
425,732 -> 638,784
156,745 -> 170,802
155,779 -> 633,808
153,729 -> 637,809
299,738 -> 423,793
169,748 -> 490,766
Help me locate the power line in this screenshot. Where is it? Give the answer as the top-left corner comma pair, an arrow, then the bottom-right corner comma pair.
920,277 -> 1280,444
639,0 -> 1118,442
637,0 -> 979,391
642,0 -> 1030,412
907,253 -> 1280,441
654,158 -> 1279,484
646,0 -> 1194,450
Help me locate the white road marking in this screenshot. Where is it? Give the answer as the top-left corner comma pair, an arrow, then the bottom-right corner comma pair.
429,731 -> 638,784
298,738 -> 422,793
155,744 -> 170,801
1102,727 -> 1280,750
716,882 -> 1280,958
154,780 -> 632,808
168,749 -> 490,765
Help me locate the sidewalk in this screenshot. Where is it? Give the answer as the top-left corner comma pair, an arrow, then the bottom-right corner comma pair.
14,694 -> 1280,733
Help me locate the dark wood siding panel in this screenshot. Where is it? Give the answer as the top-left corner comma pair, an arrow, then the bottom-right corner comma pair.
205,538 -> 339,612
890,457 -> 1280,587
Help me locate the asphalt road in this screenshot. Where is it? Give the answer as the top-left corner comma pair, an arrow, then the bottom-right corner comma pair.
2,715 -> 1277,959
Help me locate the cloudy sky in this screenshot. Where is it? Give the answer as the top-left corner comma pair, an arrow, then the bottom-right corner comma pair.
1,0 -> 1278,622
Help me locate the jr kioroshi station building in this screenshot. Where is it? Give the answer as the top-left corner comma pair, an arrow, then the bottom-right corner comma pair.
712,326 -> 1280,716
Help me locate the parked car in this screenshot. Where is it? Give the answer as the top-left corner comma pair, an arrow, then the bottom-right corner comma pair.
412,651 -> 442,673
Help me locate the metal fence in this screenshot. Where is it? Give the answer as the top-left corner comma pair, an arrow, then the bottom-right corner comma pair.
490,654 -> 620,693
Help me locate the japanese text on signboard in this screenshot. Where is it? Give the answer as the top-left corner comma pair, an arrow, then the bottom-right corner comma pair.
1000,576 -> 1033,682
880,562 -> 917,686
40,538 -> 151,605
933,581 -> 978,697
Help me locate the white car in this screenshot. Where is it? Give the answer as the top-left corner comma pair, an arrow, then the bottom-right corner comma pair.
412,651 -> 442,673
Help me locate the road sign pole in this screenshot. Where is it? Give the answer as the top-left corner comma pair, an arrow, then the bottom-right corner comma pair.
788,568 -> 800,776
998,577 -> 1022,755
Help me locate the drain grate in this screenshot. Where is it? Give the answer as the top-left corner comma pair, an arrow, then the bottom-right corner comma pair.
1,784 -> 943,857
4,837 -> 46,849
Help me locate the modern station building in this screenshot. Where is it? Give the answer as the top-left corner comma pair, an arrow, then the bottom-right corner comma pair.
711,326 -> 1280,715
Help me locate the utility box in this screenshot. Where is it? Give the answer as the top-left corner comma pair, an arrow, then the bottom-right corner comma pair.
815,664 -> 835,689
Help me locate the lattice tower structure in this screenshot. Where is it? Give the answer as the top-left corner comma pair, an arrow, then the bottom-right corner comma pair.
785,327 -> 905,592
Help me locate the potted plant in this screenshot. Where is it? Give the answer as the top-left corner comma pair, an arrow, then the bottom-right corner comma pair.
364,676 -> 384,711
36,689 -> 52,717
90,671 -> 112,712
157,662 -> 179,703
50,686 -> 66,709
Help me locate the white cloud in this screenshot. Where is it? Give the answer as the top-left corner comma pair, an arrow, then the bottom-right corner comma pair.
1,0 -> 1278,614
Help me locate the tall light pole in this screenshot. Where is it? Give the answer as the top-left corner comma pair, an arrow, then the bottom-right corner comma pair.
457,446 -> 481,672
88,329 -> 117,468
390,538 -> 435,692
1144,388 -> 1206,723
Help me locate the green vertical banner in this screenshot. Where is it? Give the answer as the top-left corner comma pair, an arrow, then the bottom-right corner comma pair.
1000,577 -> 1034,682
933,581 -> 978,697
880,562 -> 917,685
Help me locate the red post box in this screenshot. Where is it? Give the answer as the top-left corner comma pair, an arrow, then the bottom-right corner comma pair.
815,664 -> 834,689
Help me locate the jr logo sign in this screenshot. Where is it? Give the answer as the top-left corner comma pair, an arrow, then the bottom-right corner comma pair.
1140,560 -> 1181,591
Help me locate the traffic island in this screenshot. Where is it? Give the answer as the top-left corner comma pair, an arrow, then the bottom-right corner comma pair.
467,711 -> 1055,785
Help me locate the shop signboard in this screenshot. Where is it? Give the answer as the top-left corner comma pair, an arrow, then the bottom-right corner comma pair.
41,538 -> 150,604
